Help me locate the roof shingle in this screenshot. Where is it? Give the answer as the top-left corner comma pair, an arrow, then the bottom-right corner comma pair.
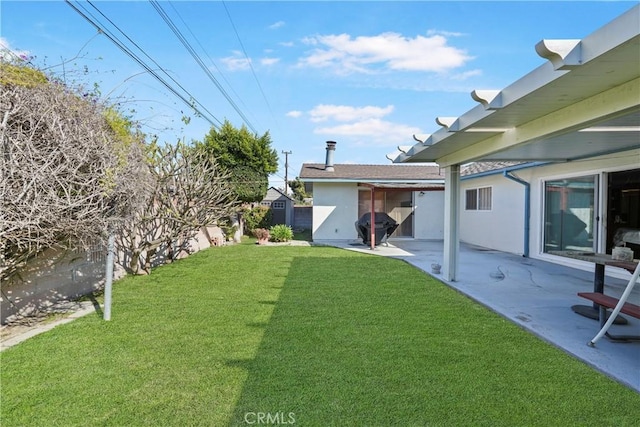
299,163 -> 444,181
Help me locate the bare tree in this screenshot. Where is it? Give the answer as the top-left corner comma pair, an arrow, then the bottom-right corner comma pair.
118,141 -> 238,274
0,74 -> 148,283
1,60 -> 232,282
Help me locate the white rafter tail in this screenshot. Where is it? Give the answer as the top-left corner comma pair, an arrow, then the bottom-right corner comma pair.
412,133 -> 426,143
535,39 -> 582,70
435,117 -> 457,130
423,135 -> 436,146
471,90 -> 502,110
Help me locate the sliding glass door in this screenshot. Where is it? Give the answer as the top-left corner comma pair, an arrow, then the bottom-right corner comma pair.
544,175 -> 598,253
607,168 -> 640,258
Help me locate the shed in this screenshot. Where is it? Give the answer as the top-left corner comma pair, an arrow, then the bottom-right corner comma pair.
260,186 -> 294,227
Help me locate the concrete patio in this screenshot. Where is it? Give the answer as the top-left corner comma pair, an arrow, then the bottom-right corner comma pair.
318,239 -> 640,393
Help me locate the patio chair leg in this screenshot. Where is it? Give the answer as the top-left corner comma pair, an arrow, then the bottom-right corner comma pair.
588,262 -> 640,346
603,332 -> 640,342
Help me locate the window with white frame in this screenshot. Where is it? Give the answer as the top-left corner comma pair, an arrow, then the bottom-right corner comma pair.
272,201 -> 285,209
465,187 -> 492,211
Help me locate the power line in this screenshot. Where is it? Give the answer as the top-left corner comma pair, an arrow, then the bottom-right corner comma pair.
166,1 -> 263,133
149,0 -> 258,134
221,0 -> 280,134
65,0 -> 223,131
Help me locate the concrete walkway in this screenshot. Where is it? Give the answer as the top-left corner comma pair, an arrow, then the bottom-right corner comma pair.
0,301 -> 96,351
319,239 -> 640,393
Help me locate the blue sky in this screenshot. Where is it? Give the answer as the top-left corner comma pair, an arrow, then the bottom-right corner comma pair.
1,1 -> 636,188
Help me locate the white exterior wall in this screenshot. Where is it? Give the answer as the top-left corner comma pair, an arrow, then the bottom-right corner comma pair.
460,175 -> 525,254
527,149 -> 640,260
312,182 -> 359,241
413,190 -> 445,240
461,149 -> 640,273
312,182 -> 446,241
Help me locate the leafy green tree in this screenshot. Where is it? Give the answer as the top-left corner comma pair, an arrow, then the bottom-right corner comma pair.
288,177 -> 309,204
242,205 -> 272,234
196,120 -> 278,203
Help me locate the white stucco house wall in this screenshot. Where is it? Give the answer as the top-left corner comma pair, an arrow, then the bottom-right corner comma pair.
460,155 -> 640,264
300,142 -> 445,244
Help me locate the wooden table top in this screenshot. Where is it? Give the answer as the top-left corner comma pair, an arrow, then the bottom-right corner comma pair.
549,250 -> 638,273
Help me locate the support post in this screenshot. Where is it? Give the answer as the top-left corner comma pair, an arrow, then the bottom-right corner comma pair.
443,165 -> 460,281
370,187 -> 375,250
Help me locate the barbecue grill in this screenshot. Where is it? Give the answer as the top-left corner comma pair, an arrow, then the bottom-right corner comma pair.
355,212 -> 398,246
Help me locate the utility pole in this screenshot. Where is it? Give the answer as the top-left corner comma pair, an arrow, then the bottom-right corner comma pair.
282,150 -> 292,195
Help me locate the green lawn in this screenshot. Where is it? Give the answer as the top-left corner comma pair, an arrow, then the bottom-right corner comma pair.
1,242 -> 639,426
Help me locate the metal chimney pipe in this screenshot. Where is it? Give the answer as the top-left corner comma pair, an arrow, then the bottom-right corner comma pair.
325,141 -> 336,171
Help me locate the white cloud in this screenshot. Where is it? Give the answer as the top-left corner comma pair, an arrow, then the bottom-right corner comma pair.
309,104 -> 394,123
450,69 -> 482,81
269,21 -> 285,30
298,31 -> 472,75
260,57 -> 280,66
220,51 -> 251,71
279,41 -> 294,47
0,37 -> 30,61
426,29 -> 466,38
286,110 -> 303,118
302,104 -> 420,145
314,118 -> 421,145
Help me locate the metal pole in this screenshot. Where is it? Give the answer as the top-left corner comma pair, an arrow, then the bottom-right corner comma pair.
282,150 -> 292,195
370,188 -> 375,250
104,233 -> 115,321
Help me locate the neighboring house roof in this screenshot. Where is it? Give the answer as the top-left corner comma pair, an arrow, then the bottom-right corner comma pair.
263,186 -> 293,202
461,161 -> 527,177
299,163 -> 444,183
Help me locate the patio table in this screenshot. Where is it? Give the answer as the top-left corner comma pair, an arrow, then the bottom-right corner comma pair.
549,251 -> 638,323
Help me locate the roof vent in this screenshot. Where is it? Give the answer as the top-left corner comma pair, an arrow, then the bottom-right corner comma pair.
325,141 -> 336,172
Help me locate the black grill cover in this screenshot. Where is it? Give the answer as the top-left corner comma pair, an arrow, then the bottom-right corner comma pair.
355,212 -> 399,245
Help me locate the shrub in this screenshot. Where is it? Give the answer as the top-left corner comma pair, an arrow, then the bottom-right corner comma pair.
269,225 -> 294,242
242,206 -> 272,234
218,219 -> 238,240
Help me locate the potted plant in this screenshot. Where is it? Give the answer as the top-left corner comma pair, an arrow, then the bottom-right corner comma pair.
252,228 -> 270,245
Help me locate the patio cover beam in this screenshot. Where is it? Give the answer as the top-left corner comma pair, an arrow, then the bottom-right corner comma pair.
436,77 -> 640,167
357,183 -> 444,191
